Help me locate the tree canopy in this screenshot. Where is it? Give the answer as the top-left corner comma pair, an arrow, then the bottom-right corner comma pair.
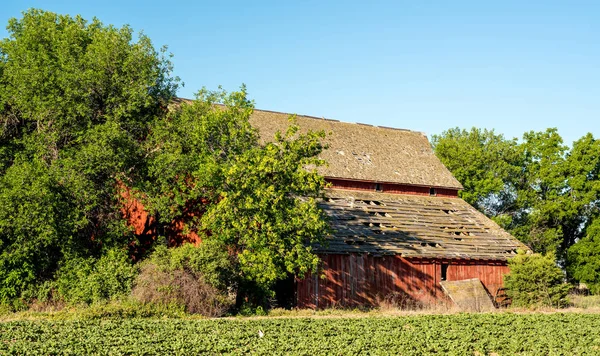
0,9 -> 178,303
0,9 -> 328,306
433,128 -> 600,289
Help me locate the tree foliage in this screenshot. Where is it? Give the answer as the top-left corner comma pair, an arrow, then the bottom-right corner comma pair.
504,251 -> 570,308
0,9 -> 328,306
54,248 -> 137,305
142,88 -> 329,294
567,219 -> 600,294
433,128 -> 600,271
0,9 -> 178,303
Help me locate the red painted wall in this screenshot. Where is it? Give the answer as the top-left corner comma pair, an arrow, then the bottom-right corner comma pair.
119,184 -> 201,252
445,260 -> 509,296
326,178 -> 459,197
296,254 -> 509,308
326,178 -> 377,191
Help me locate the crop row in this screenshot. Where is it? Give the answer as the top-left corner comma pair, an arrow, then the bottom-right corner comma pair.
1,313 -> 599,355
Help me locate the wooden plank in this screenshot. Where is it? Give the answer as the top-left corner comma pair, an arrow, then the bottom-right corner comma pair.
440,278 -> 496,312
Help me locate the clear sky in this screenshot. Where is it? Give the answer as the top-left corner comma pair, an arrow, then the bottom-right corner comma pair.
2,1 -> 599,145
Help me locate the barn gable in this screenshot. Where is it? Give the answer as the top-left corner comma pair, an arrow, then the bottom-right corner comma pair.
247,106 -> 527,308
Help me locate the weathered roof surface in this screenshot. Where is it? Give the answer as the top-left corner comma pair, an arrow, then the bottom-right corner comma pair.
249,109 -> 463,190
315,189 -> 527,260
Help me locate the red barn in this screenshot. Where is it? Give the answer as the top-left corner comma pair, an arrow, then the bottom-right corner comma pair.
249,109 -> 527,308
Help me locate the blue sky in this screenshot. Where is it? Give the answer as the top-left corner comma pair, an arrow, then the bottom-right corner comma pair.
2,1 -> 599,145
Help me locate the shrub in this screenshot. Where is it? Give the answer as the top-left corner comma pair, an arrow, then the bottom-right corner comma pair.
504,250 -> 570,308
131,243 -> 235,317
145,241 -> 236,291
54,248 -> 137,305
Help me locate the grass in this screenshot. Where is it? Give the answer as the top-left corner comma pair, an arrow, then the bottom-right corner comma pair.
569,294 -> 600,310
3,293 -> 600,322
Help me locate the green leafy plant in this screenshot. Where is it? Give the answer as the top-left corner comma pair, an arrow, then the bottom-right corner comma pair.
0,9 -> 329,308
54,248 -> 137,305
2,314 -> 600,354
504,250 -> 570,307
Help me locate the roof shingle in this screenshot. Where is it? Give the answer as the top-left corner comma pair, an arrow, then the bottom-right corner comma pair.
249,109 -> 463,190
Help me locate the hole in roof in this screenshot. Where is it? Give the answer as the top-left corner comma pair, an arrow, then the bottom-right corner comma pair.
352,152 -> 373,165
454,238 -> 463,241
345,240 -> 365,245
427,243 -> 438,248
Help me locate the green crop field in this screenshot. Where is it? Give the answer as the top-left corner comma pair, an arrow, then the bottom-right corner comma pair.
1,313 -> 599,355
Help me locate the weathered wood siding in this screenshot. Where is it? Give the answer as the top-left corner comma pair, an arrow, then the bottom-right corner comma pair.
326,178 -> 377,191
445,260 -> 509,297
296,254 -> 508,308
435,188 -> 460,198
326,178 -> 459,197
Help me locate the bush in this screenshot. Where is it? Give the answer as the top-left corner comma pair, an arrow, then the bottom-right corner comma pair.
131,243 -> 235,317
54,248 -> 137,305
504,250 -> 570,308
145,242 -> 236,291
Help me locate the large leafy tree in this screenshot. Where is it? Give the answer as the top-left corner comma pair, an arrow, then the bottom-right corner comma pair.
0,9 -> 178,302
567,219 -> 600,294
430,128 -> 520,214
433,128 -> 600,289
0,9 -> 329,305
142,88 -> 329,297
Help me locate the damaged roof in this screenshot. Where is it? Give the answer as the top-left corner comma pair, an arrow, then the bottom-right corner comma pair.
316,189 -> 527,260
249,109 -> 463,190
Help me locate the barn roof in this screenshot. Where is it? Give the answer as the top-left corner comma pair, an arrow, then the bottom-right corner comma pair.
315,189 -> 527,260
249,109 -> 463,190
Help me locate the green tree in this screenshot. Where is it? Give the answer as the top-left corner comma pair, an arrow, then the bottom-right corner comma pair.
567,219 -> 600,294
504,251 -> 570,308
0,9 -> 178,303
433,128 -> 600,260
143,88 -> 330,302
0,9 -> 329,307
431,128 -> 520,214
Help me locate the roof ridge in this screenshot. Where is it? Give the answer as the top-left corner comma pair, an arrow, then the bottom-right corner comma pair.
175,97 -> 426,136
253,107 -> 426,136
